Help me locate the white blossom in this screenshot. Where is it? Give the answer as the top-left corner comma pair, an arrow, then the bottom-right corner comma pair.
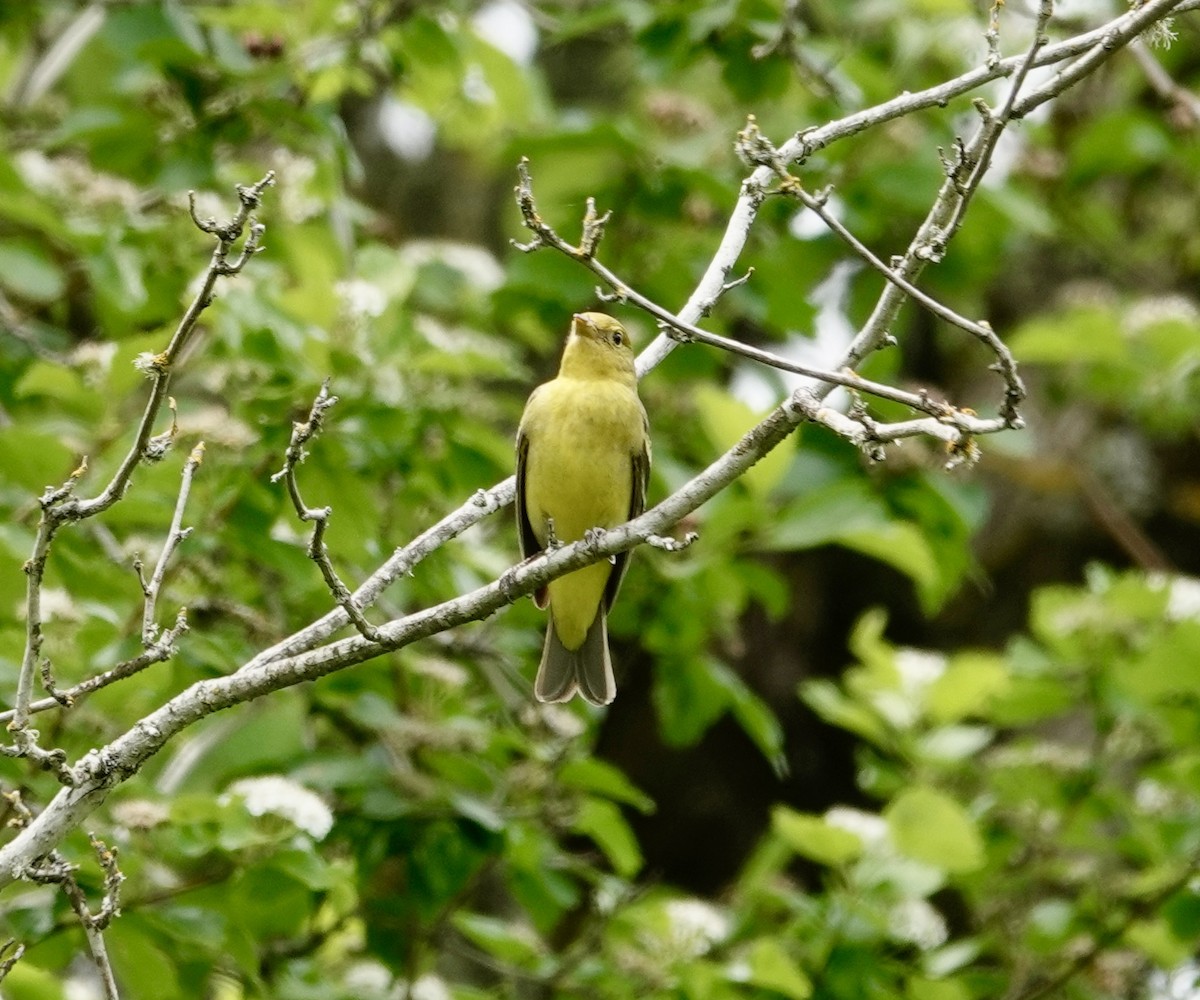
1165,576 -> 1200,622
825,806 -> 889,848
1126,294 -> 1198,334
410,975 -> 452,1000
472,1 -> 538,64
111,799 -> 169,831
462,63 -> 496,105
887,898 -> 948,950
226,776 -> 334,840
270,148 -> 322,223
663,898 -> 731,956
895,648 -> 947,695
31,587 -> 80,623
341,961 -> 392,997
1148,960 -> 1200,1000
336,278 -> 389,320
377,98 -> 437,162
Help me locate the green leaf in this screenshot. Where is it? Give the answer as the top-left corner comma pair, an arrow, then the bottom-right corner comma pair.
761,480 -> 945,611
926,653 -> 1011,722
140,905 -> 227,952
1126,916 -> 1192,967
694,383 -> 791,497
14,362 -> 101,418
761,479 -> 885,552
572,797 -> 643,878
704,659 -> 786,773
270,848 -> 334,890
559,758 -> 655,814
179,692 -> 310,790
653,654 -> 730,746
801,678 -> 892,747
1007,306 -> 1125,364
1112,622 -> 1200,702
0,239 -> 65,302
0,428 -> 76,492
906,976 -> 971,1000
838,521 -> 942,613
886,786 -> 985,874
106,918 -> 183,999
771,806 -> 863,866
742,938 -> 814,998
452,912 -> 546,968
232,866 -> 312,937
0,962 -> 67,1000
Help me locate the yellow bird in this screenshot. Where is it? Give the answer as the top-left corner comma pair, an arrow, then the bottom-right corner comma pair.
516,312 -> 650,705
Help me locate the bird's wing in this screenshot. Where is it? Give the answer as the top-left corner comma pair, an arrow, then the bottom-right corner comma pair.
515,428 -> 541,561
604,405 -> 651,611
516,421 -> 552,610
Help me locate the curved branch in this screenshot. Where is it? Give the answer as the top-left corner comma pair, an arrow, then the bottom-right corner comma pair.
0,382 -> 823,884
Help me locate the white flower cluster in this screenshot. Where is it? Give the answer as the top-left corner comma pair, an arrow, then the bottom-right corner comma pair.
1164,576 -> 1200,622
225,775 -> 334,841
662,898 -> 732,958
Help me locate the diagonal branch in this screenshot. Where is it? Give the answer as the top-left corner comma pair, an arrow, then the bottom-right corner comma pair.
513,150 -> 1016,441
227,0 -> 1194,682
0,379 -> 830,884
0,0 -> 1193,890
636,0 -> 1196,376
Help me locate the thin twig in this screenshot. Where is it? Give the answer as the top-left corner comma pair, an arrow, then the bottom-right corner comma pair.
142,442 -> 203,645
939,1 -> 1055,245
0,938 -> 25,981
270,381 -> 382,643
729,114 -> 1026,426
1011,0 -> 1191,119
0,609 -> 189,726
25,838 -> 124,1000
8,172 -> 273,759
513,159 -> 1007,436
1129,34 -> 1200,126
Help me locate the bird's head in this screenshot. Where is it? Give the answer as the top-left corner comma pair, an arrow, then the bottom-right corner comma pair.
561,312 -> 637,383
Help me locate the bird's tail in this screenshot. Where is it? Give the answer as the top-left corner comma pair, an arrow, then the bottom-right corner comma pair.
535,610 -> 615,706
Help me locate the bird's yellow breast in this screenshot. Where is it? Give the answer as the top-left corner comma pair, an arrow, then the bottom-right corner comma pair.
520,376 -> 645,647
522,376 -> 643,543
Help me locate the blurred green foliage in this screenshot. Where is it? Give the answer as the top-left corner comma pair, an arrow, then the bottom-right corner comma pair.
0,0 -> 1198,997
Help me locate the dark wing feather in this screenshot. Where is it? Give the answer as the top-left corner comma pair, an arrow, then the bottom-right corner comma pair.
604,408 -> 651,611
515,427 -> 550,608
515,429 -> 541,560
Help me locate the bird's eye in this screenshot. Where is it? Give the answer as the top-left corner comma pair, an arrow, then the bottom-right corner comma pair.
612,331 -> 623,346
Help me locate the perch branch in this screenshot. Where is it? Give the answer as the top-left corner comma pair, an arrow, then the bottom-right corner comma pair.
0,381 -> 831,883
231,0 -> 1193,678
